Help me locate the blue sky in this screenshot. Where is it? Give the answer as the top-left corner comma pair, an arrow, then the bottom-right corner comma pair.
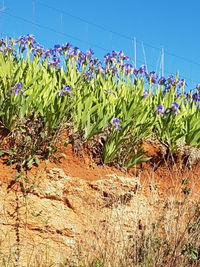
1,0 -> 200,89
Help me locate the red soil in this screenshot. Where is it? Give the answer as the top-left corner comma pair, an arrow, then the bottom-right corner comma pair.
0,143 -> 199,200
0,132 -> 200,200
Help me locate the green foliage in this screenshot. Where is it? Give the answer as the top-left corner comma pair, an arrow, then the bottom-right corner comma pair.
0,38 -> 200,171
181,243 -> 199,261
182,110 -> 200,147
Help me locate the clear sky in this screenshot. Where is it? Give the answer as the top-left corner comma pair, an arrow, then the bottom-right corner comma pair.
1,0 -> 200,90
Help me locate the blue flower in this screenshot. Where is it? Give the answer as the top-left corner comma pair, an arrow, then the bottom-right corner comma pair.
143,90 -> 149,98
193,92 -> 200,102
118,51 -> 129,61
58,85 -> 72,96
167,75 -> 175,83
48,56 -> 61,69
26,34 -> 35,42
178,79 -> 186,88
106,65 -> 118,75
196,84 -> 200,91
44,49 -> 53,58
0,39 -> 6,47
68,47 -> 80,58
146,71 -> 157,84
112,118 -> 121,129
84,70 -> 93,81
156,105 -> 164,115
112,50 -> 118,57
96,63 -> 105,76
89,58 -> 98,71
86,49 -> 94,58
122,64 -> 133,75
33,44 -> 45,57
78,52 -> 87,65
4,46 -> 14,54
170,102 -> 179,114
53,44 -> 62,55
139,65 -> 146,74
62,43 -> 71,52
104,89 -> 115,95
133,68 -> 139,75
165,108 -> 171,114
158,76 -> 166,85
166,75 -> 178,87
104,53 -> 113,64
17,34 -> 37,49
9,82 -> 24,95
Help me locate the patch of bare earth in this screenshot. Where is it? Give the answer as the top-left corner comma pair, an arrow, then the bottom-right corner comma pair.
0,140 -> 199,266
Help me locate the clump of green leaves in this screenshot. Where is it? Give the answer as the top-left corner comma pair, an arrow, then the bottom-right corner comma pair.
1,34 -> 200,170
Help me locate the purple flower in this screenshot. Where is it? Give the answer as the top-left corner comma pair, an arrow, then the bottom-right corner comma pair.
33,44 -> 45,57
118,51 -> 129,61
17,36 -> 28,52
0,39 -> 6,47
9,82 -> 24,95
104,53 -> 113,64
58,85 -> 72,96
24,34 -> 36,48
178,79 -> 186,88
91,58 -> 99,64
158,76 -> 166,85
196,84 -> 200,91
17,36 -> 25,43
96,62 -> 105,76
53,44 -> 62,55
86,49 -> 94,58
171,102 -> 179,114
26,34 -> 35,42
89,58 -> 99,71
146,71 -> 158,84
143,90 -> 149,98
84,70 -> 93,81
73,47 -> 80,56
139,65 -> 146,74
165,108 -> 171,114
163,85 -> 170,94
193,92 -> 200,102
176,92 -> 182,98
15,82 -> 23,89
112,118 -> 121,129
78,52 -> 87,66
167,75 -> 175,84
156,105 -> 164,115
171,102 -> 179,108
62,43 -> 71,52
112,50 -> 118,57
16,34 -> 36,51
122,64 -> 133,75
48,56 -> 61,69
46,49 -> 54,59
106,65 -> 118,75
4,46 -> 14,54
68,47 -> 80,58
104,89 -> 115,95
133,68 -> 139,75
166,74 -> 178,87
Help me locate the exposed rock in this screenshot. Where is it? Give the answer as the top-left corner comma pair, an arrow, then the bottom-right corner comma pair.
0,168 -> 173,265
177,144 -> 200,166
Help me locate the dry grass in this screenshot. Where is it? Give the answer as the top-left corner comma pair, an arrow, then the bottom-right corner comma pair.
0,165 -> 200,267
69,170 -> 200,267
